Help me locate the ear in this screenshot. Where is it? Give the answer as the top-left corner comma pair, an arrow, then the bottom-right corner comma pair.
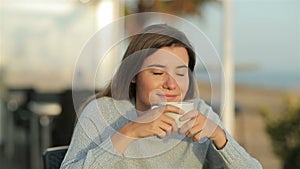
131,76 -> 136,83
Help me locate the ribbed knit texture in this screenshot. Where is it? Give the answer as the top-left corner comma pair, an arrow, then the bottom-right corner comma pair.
61,97 -> 262,169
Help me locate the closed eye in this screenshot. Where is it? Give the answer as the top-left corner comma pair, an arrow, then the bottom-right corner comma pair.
175,70 -> 187,77
176,73 -> 185,77
153,72 -> 164,75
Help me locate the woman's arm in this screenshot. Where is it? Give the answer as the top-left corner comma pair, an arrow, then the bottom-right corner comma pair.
60,100 -> 124,169
111,104 -> 183,154
205,131 -> 263,169
194,99 -> 262,169
60,117 -> 124,169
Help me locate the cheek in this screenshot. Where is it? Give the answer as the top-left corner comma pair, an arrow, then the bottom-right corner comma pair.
177,77 -> 189,95
137,75 -> 159,95
136,76 -> 166,106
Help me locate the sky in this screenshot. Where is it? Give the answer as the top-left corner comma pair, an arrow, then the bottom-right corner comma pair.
187,0 -> 300,89
234,0 -> 299,74
194,0 -> 300,74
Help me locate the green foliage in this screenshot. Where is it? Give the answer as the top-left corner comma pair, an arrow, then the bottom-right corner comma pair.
261,96 -> 300,169
125,0 -> 219,16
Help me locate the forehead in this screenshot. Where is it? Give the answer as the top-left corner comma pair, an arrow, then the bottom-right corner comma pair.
142,47 -> 189,68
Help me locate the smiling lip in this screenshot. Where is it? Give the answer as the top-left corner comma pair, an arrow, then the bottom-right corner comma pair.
158,94 -> 178,100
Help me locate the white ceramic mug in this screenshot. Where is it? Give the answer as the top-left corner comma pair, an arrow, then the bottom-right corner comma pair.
162,101 -> 194,128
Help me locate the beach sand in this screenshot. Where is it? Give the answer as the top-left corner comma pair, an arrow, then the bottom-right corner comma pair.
198,82 -> 300,169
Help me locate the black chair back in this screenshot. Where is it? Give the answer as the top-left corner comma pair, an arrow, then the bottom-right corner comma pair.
43,146 -> 68,169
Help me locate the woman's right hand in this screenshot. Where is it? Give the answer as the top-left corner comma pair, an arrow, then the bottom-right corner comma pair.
123,105 -> 183,139
111,105 -> 182,154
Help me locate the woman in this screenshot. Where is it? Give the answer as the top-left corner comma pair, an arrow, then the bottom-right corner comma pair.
61,24 -> 262,168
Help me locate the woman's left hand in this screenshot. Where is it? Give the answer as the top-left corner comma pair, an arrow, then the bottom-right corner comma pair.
178,110 -> 227,149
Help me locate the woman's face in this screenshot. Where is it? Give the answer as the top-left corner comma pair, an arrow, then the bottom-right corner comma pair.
134,46 -> 190,111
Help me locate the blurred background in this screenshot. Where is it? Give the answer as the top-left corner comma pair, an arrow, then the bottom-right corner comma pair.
0,0 -> 299,169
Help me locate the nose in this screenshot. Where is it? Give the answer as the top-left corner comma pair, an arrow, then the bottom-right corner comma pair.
163,74 -> 177,90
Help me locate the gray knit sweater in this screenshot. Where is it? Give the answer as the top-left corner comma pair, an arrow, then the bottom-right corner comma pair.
61,97 -> 262,169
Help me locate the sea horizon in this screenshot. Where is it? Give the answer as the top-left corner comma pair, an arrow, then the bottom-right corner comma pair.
196,70 -> 300,91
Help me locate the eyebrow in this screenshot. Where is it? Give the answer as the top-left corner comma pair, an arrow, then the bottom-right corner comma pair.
147,64 -> 188,69
147,64 -> 166,68
176,65 -> 188,69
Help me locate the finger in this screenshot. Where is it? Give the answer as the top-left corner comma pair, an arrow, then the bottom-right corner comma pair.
179,110 -> 201,121
186,113 -> 207,127
161,114 -> 176,125
202,119 -> 219,138
161,115 -> 178,133
193,131 -> 204,142
172,123 -> 178,133
182,122 -> 202,137
162,105 -> 184,115
178,117 -> 197,134
156,128 -> 167,139
159,123 -> 173,136
186,126 -> 202,138
188,123 -> 203,136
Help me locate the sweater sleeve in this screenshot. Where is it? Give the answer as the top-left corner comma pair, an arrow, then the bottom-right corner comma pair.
60,100 -> 124,169
196,99 -> 262,169
210,131 -> 262,169
204,131 -> 263,169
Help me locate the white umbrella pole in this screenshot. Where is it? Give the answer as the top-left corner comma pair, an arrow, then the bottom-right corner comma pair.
221,0 -> 235,135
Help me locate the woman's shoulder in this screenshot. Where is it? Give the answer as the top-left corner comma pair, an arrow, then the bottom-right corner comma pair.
95,97 -> 134,111
84,97 -> 132,108
189,98 -> 214,115
80,97 -> 134,118
189,98 -> 209,107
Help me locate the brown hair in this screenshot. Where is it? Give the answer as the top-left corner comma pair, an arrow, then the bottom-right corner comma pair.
93,24 -> 197,102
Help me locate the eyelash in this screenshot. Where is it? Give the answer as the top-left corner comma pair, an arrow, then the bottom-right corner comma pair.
153,72 -> 164,75
176,73 -> 185,77
152,72 -> 186,77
